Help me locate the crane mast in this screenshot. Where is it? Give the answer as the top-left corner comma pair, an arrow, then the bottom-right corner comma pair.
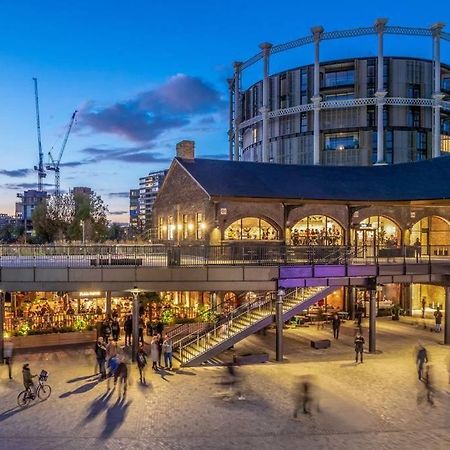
32,77 -> 46,191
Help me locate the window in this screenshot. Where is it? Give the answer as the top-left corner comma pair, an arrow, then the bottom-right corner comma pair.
167,216 -> 174,240
416,131 -> 427,160
324,132 -> 359,150
408,108 -> 420,128
442,118 -> 450,134
279,73 -> 287,109
196,213 -> 204,240
300,112 -> 308,133
442,77 -> 450,92
300,68 -> 308,104
372,132 -> 378,164
291,216 -> 343,246
408,83 -> 421,98
323,70 -> 354,88
385,130 -> 393,164
158,217 -> 165,240
251,85 -> 260,117
323,92 -> 355,101
367,107 -> 375,127
182,214 -> 189,239
442,135 -> 450,153
252,126 -> 258,143
224,217 -> 278,240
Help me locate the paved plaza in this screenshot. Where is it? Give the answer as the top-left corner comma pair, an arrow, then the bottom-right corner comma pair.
1,318 -> 450,450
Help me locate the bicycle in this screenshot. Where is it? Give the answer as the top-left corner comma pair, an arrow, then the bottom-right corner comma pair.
17,370 -> 52,407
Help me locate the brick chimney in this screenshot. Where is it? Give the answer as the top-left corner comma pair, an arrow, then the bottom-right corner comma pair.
176,140 -> 195,159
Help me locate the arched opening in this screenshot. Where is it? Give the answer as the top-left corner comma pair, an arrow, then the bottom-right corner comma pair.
410,216 -> 450,256
290,215 -> 343,246
224,217 -> 280,241
353,216 -> 400,257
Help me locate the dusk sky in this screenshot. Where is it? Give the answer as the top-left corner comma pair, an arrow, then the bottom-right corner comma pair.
0,0 -> 448,222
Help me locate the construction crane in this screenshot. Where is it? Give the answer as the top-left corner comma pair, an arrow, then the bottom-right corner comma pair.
46,110 -> 78,196
32,77 -> 47,191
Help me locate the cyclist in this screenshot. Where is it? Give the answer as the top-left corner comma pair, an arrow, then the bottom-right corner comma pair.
22,364 -> 36,398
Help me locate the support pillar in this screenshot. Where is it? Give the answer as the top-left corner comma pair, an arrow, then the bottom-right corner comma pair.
259,42 -> 272,163
369,287 -> 377,353
227,78 -> 234,161
431,23 -> 445,158
131,290 -> 140,362
445,287 -> 450,345
105,291 -> 112,317
311,26 -> 323,165
233,61 -> 242,161
276,289 -> 285,362
347,286 -> 355,320
0,291 -> 4,360
375,18 -> 388,164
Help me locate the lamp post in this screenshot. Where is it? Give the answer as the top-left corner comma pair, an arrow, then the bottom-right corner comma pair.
126,287 -> 146,362
276,288 -> 285,362
80,220 -> 85,244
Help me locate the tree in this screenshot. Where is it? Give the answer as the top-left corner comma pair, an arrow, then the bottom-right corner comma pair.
32,191 -> 109,243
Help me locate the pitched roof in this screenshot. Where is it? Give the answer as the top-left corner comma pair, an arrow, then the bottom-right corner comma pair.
176,156 -> 450,202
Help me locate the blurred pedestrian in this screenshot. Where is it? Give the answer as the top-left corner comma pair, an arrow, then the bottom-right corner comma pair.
422,365 -> 435,407
136,344 -> 148,383
222,364 -> 245,400
138,316 -> 145,345
3,338 -> 14,380
124,314 -> 132,346
157,333 -> 164,368
106,340 -> 118,377
421,297 -> 426,319
293,377 -> 316,417
416,343 -> 428,380
101,318 -> 112,344
162,334 -> 173,370
150,336 -> 159,371
354,332 -> 365,363
111,317 -> 120,342
332,313 -> 341,339
95,336 -> 107,380
114,357 -> 128,397
434,307 -> 442,332
414,238 -> 422,263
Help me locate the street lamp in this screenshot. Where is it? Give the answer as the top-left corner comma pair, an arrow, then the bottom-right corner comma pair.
276,288 -> 285,362
80,220 -> 85,244
126,287 -> 147,362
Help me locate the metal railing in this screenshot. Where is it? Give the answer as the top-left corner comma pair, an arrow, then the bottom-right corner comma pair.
0,244 -> 449,268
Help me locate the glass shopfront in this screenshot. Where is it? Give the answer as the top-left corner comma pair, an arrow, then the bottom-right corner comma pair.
410,216 -> 450,256
291,215 -> 343,246
224,217 -> 279,240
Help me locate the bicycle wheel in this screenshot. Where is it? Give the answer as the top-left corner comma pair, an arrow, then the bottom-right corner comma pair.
17,390 -> 31,407
37,384 -> 52,401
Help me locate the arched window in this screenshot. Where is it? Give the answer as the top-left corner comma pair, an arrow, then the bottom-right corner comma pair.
224,217 -> 279,240
291,215 -> 343,245
411,216 -> 450,255
355,216 -> 400,248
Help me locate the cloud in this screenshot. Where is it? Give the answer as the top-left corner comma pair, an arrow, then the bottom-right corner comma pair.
0,168 -> 34,178
80,145 -> 172,164
4,182 -> 53,190
107,192 -> 130,198
201,153 -> 229,160
78,74 -> 225,144
109,210 -> 128,215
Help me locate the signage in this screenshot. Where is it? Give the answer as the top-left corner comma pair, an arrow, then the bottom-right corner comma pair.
78,291 -> 102,297
220,208 -> 227,215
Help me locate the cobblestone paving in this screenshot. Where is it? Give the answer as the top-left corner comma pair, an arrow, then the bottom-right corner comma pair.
1,318 -> 450,449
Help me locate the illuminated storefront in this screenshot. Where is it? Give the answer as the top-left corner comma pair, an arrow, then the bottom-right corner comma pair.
291,215 -> 343,245
410,216 -> 450,255
224,217 -> 279,240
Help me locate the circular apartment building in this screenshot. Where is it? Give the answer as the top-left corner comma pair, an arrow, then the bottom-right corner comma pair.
229,19 -> 450,166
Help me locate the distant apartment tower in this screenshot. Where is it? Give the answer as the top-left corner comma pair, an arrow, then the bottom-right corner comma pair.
16,190 -> 48,234
129,189 -> 140,229
138,170 -> 168,229
72,186 -> 93,197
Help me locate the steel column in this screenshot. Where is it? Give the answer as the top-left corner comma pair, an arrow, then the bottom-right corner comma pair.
375,18 -> 388,164
259,42 -> 272,163
311,26 -> 323,165
276,289 -> 285,362
233,61 -> 242,161
432,23 -> 445,158
105,291 -> 112,316
369,288 -> 377,353
132,290 -> 140,362
227,78 -> 234,161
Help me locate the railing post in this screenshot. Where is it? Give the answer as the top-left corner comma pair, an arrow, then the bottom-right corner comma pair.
276,288 -> 285,362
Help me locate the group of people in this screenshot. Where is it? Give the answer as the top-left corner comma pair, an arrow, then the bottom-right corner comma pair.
291,226 -> 342,247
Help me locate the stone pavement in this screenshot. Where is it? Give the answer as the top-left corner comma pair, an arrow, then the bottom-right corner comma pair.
0,318 -> 449,450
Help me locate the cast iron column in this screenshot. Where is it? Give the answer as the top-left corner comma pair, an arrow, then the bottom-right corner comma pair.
375,18 -> 387,164
259,42 -> 272,163
233,61 -> 242,161
369,284 -> 377,353
106,291 -> 112,316
311,26 -> 323,165
132,289 -> 140,362
276,288 -> 285,362
445,287 -> 450,345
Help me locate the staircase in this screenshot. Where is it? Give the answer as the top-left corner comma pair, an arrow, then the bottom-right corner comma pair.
174,286 -> 338,367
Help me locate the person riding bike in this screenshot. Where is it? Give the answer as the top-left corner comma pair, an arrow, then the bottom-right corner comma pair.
22,363 -> 36,397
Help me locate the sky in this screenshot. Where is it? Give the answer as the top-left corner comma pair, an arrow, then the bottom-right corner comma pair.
0,0 -> 449,222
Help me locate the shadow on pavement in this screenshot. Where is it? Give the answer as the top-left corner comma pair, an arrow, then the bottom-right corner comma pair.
80,389 -> 115,425
175,369 -> 197,376
157,368 -> 175,382
59,380 -> 98,398
100,397 -> 132,439
67,374 -> 99,384
0,403 -> 38,424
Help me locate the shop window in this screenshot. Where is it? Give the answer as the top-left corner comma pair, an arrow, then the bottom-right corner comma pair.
291,215 -> 343,246
224,217 -> 279,240
354,216 -> 399,249
324,132 -> 359,150
410,216 -> 450,255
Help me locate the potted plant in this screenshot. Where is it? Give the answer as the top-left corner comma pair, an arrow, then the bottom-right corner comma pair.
391,304 -> 402,321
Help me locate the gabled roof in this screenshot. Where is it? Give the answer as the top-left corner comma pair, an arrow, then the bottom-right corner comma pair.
175,156 -> 450,203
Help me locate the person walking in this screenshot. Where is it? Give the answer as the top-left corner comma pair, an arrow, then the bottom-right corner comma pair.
124,314 -> 132,346
434,307 -> 443,332
421,297 -> 427,319
414,238 -> 422,263
138,316 -> 145,345
157,333 -> 164,368
136,344 -> 148,383
101,318 -> 112,344
111,317 -> 120,342
354,332 -> 365,364
332,313 -> 341,339
114,357 -> 128,397
162,334 -> 173,370
3,338 -> 14,380
95,336 -> 107,380
106,340 -> 118,377
150,336 -> 159,371
416,342 -> 428,380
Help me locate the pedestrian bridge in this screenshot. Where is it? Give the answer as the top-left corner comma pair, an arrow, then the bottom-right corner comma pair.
0,244 -> 450,291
